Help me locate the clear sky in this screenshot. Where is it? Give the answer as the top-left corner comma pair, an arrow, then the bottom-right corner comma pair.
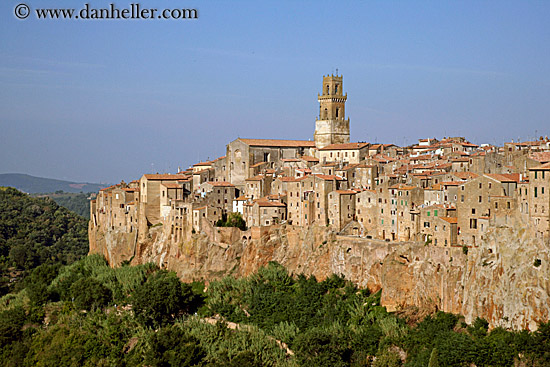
1,1 -> 549,184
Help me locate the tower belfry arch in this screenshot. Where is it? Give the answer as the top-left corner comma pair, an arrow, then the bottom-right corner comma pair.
314,74 -> 350,149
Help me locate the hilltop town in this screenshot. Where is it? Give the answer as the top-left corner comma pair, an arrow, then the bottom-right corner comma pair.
90,74 -> 550,252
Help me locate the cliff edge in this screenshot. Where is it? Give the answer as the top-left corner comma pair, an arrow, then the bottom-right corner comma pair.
89,221 -> 550,330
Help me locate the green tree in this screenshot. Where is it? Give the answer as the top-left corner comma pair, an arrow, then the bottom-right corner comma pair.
145,326 -> 206,367
70,277 -> 113,311
132,271 -> 201,327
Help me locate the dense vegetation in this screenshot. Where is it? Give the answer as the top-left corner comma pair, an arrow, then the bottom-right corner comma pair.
1,256 -> 550,366
215,212 -> 247,230
0,187 -> 89,296
36,191 -> 93,219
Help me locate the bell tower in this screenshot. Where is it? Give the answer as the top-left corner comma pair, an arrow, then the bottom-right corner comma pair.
314,74 -> 350,149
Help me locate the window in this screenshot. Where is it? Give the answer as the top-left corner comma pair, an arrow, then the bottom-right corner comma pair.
461,195 -> 464,202
495,202 -> 498,209
424,222 -> 430,228
427,211 -> 430,217
472,208 -> 476,214
535,187 -> 538,198
478,196 -> 482,203
434,210 -> 438,217
507,202 -> 510,209
470,218 -> 477,229
535,171 -> 538,179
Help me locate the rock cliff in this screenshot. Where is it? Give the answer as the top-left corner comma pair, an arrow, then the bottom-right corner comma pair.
89,221 -> 550,330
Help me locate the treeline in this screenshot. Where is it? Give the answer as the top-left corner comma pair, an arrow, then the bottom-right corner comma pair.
1,256 -> 550,366
0,187 -> 89,296
44,191 -> 92,219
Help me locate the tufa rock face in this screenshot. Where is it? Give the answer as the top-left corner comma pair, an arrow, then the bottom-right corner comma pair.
89,222 -> 550,330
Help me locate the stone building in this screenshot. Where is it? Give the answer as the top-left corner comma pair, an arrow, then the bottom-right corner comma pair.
318,142 -> 370,164
314,74 -> 350,149
327,190 -> 357,231
226,138 -> 316,187
529,163 -> 550,241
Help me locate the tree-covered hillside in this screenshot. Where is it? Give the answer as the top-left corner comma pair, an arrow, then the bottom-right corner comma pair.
1,256 -> 549,367
0,187 -> 89,295
35,192 -> 93,219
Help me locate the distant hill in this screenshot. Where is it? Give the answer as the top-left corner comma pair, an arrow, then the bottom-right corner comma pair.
0,173 -> 110,194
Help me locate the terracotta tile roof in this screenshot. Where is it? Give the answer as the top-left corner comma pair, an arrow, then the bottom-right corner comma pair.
439,217 -> 457,224
160,183 -> 182,189
530,152 -> 550,163
342,163 -> 360,170
246,175 -> 263,181
529,162 -> 550,171
300,155 -> 319,162
194,206 -> 207,211
256,200 -> 286,207
426,183 -> 441,190
486,173 -> 521,183
206,181 -> 235,187
371,155 -> 396,163
239,138 -> 316,147
193,161 -> 212,167
452,172 -> 479,180
389,184 -> 417,190
235,195 -> 248,201
143,174 -> 189,180
441,181 -> 462,186
314,174 -> 344,181
250,161 -> 268,168
279,177 -> 301,182
318,142 -> 369,151
333,190 -> 357,195
122,187 -> 139,192
281,158 -> 300,162
99,184 -> 119,191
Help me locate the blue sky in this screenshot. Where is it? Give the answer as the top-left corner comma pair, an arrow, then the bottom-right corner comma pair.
1,1 -> 549,183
